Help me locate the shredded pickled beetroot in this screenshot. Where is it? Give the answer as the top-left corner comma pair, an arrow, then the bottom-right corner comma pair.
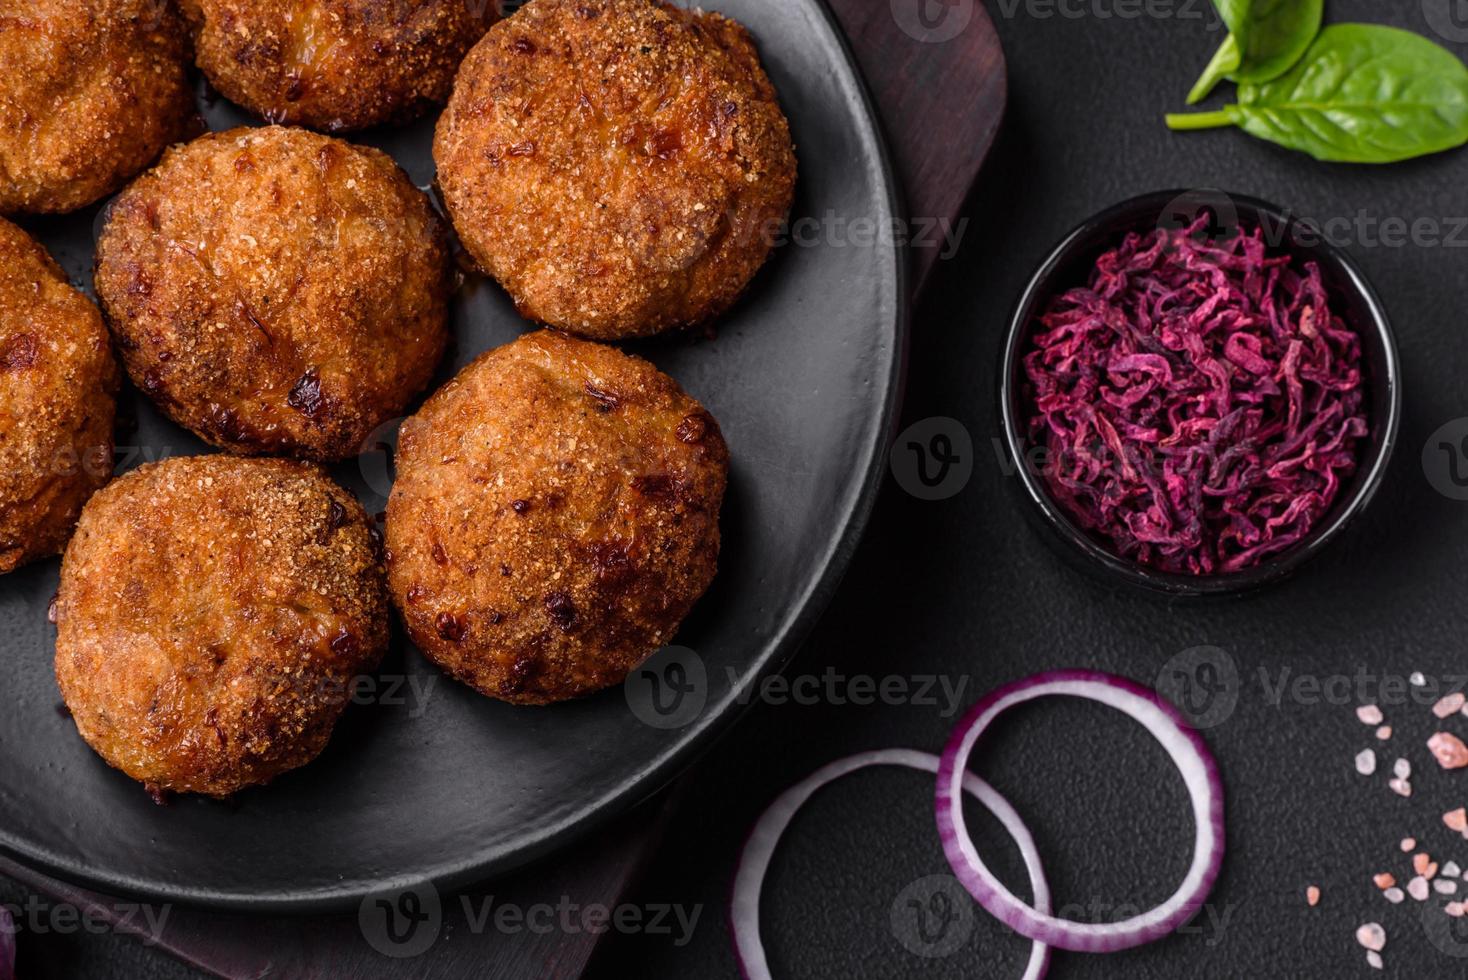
1023,217 -> 1367,574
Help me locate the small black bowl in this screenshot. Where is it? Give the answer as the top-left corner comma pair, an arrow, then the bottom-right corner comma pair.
998,189 -> 1402,596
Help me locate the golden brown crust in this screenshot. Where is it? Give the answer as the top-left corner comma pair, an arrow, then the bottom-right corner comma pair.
55,455 -> 389,798
385,330 -> 727,704
0,219 -> 118,573
95,126 -> 451,462
0,0 -> 197,214
187,0 -> 495,132
433,0 -> 797,340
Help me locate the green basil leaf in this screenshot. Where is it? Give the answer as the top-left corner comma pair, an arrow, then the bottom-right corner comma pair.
1187,0 -> 1323,104
1169,24 -> 1468,164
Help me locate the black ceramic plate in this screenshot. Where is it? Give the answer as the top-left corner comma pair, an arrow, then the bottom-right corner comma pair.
0,0 -> 903,910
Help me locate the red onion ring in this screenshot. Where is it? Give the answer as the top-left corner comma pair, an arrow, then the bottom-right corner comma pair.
936,669 -> 1226,953
731,748 -> 1052,980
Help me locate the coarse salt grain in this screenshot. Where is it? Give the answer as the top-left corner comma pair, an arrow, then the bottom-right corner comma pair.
1374,873 -> 1396,889
1435,879 -> 1459,895
1448,902 -> 1466,917
1409,876 -> 1431,901
1357,749 -> 1377,775
1414,853 -> 1438,878
1307,885 -> 1320,907
1376,726 -> 1392,740
1366,951 -> 1383,970
1402,838 -> 1417,852
1356,922 -> 1387,951
1411,672 -> 1427,687
1395,758 -> 1412,779
1383,887 -> 1405,904
1390,777 -> 1412,797
1429,732 -> 1468,770
1358,705 -> 1385,725
1445,861 -> 1462,878
1434,693 -> 1466,718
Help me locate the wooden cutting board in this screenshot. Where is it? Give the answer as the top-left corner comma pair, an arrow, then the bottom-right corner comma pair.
0,2 -> 1006,975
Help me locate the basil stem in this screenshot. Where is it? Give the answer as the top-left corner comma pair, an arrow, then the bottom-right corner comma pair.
1168,24 -> 1468,164
1187,0 -> 1323,105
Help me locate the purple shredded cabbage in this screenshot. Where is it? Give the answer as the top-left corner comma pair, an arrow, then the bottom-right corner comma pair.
1023,217 -> 1367,575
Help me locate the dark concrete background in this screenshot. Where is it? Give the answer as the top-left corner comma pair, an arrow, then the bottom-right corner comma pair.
9,0 -> 1468,976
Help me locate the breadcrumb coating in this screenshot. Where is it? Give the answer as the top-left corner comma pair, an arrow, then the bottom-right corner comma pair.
386,330 -> 728,704
55,455 -> 389,798
433,0 -> 796,339
95,126 -> 451,461
0,218 -> 118,573
184,0 -> 496,132
0,0 -> 197,214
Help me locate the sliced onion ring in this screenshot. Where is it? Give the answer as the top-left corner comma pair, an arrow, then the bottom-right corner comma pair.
936,669 -> 1225,953
731,748 -> 1051,980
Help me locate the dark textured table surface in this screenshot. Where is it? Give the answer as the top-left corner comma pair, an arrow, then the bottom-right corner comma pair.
11,1 -> 1468,976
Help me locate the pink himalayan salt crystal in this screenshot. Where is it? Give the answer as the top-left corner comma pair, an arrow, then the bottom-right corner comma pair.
1356,922 -> 1387,951
1446,809 -> 1468,833
1448,902 -> 1466,918
1433,693 -> 1466,718
1373,873 -> 1396,889
1415,853 -> 1439,879
1366,951 -> 1383,970
1402,838 -> 1417,852
1389,778 -> 1412,798
1383,888 -> 1405,904
1306,885 -> 1320,907
1376,726 -> 1392,740
1409,877 -> 1431,901
1429,732 -> 1468,770
1356,749 -> 1377,775
1358,705 -> 1385,725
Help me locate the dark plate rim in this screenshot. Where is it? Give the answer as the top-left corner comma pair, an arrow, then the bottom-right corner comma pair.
0,0 -> 910,912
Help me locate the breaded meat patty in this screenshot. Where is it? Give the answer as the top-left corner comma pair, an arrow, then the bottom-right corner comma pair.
184,0 -> 495,132
0,0 -> 196,214
55,455 -> 389,798
433,0 -> 796,340
95,126 -> 451,461
0,219 -> 118,573
386,330 -> 727,704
